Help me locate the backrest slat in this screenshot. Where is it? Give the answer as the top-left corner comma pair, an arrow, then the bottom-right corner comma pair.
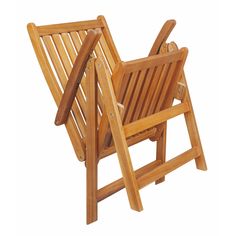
123,69 -> 148,124
154,62 -> 178,113
116,48 -> 188,128
140,65 -> 164,117
121,71 -> 140,124
147,63 -> 170,116
131,68 -> 156,122
99,34 -> 116,71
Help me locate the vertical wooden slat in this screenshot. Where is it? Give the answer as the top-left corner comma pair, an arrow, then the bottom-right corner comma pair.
60,33 -> 87,95
99,34 -> 116,71
97,15 -> 121,63
42,35 -> 86,136
140,65 -> 164,118
70,31 -> 82,52
123,69 -> 148,124
69,32 -> 87,95
131,68 -> 156,122
121,71 -> 140,123
154,62 -> 177,113
147,63 -> 170,116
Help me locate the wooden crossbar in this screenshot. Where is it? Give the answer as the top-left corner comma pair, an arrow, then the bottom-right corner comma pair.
97,160 -> 162,202
124,103 -> 190,138
37,20 -> 104,36
123,49 -> 185,73
138,147 -> 200,188
98,147 -> 200,201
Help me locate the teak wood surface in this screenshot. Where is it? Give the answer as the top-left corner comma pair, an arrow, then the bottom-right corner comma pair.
27,16 -> 207,224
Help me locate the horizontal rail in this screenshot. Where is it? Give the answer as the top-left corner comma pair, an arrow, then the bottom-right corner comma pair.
97,160 -> 162,202
37,20 -> 103,36
123,48 -> 187,73
138,147 -> 200,189
124,103 -> 189,138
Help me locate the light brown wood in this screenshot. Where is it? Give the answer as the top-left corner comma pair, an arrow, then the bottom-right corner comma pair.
155,122 -> 167,184
85,59 -> 98,224
124,50 -> 184,73
28,17 -> 207,224
97,15 -> 121,63
37,20 -> 103,36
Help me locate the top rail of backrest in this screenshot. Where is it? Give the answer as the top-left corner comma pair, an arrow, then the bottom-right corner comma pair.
37,19 -> 104,36
122,48 -> 187,73
35,16 -> 120,64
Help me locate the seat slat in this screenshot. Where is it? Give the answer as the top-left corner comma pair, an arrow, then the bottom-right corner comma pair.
42,36 -> 86,137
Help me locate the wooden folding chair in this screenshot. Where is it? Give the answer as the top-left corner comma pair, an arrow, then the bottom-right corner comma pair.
27,16 -> 207,224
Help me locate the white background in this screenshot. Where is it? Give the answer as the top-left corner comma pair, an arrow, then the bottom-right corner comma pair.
1,0 -> 234,235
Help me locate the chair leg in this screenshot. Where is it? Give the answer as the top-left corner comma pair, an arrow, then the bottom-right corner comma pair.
184,107 -> 207,171
183,77 -> 207,171
95,58 -> 143,212
86,155 -> 98,224
155,122 -> 167,184
86,58 -> 98,224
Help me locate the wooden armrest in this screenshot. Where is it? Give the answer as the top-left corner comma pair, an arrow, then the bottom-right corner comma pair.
55,29 -> 102,126
149,20 -> 176,56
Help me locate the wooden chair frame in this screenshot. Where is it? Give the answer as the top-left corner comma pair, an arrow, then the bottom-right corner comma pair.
27,16 -> 207,224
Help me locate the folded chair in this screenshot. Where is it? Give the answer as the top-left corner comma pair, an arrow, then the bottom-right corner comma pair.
27,16 -> 207,224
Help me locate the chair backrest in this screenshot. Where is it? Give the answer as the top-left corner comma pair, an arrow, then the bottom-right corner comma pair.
28,16 -> 120,161
99,48 -> 188,150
